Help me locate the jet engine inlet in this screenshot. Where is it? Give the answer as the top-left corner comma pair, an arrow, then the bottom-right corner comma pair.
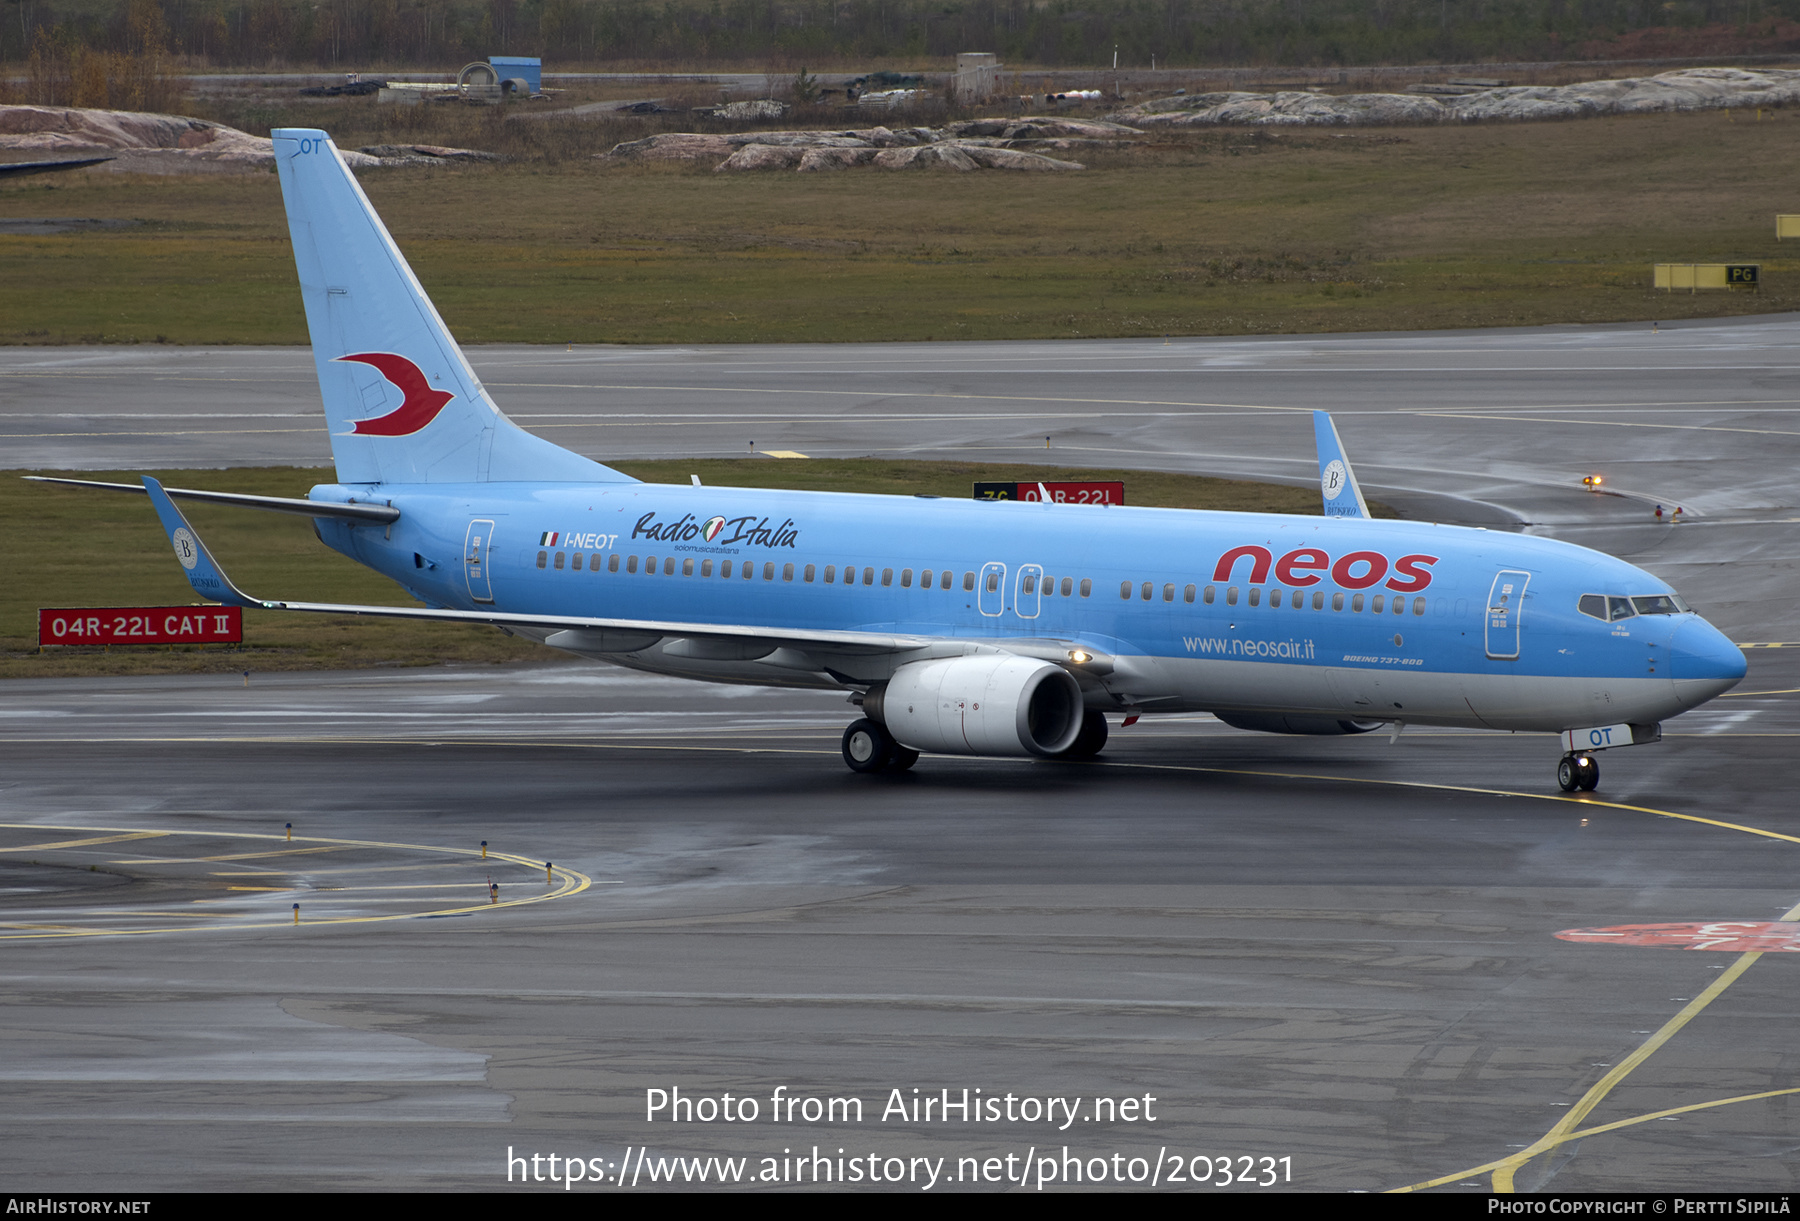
879,655 -> 1085,757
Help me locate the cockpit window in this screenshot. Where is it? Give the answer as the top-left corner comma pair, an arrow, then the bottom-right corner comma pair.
1581,592 -> 1690,621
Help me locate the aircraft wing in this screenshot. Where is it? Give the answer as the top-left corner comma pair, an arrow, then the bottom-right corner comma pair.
27,475 -> 400,523
137,475 -> 993,663
1312,410 -> 1371,519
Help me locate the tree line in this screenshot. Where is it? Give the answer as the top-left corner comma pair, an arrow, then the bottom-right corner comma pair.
7,0 -> 1800,74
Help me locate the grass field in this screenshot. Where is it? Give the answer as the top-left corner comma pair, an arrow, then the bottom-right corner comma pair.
5,459 -> 1355,678
4,106 -> 1800,344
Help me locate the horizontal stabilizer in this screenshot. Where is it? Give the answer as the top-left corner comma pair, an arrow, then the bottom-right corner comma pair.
26,476 -> 399,523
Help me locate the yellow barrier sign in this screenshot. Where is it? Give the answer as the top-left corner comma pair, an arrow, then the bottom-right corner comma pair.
1778,215 -> 1800,239
1654,264 -> 1759,292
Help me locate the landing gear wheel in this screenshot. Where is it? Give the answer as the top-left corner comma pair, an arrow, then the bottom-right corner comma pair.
887,746 -> 920,772
1557,756 -> 1578,792
842,718 -> 895,774
1061,709 -> 1109,759
1558,754 -> 1600,792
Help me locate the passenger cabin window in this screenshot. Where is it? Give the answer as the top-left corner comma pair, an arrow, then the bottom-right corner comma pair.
1023,574 -> 1036,594
920,569 -> 932,588
1063,578 -> 1074,597
554,552 -> 566,570
804,564 -> 816,583
1332,592 -> 1344,611
964,572 -> 976,591
1312,591 -> 1325,610
720,560 -> 733,578
863,567 -> 875,586
763,563 -> 776,581
1351,593 -> 1364,612
1203,585 -> 1215,605
1119,581 -> 1131,600
664,557 -> 676,576
571,552 -> 583,569
1247,587 -> 1260,607
1184,584 -> 1196,604
536,551 -> 547,569
626,555 -> 639,574
1412,597 -> 1425,616
824,565 -> 835,583
1371,594 -> 1384,613
608,554 -> 619,573
1140,582 -> 1153,601
1163,583 -> 1175,602
989,572 -> 1002,594
784,563 -> 795,582
682,558 -> 694,576
1225,586 -> 1238,607
882,568 -> 893,586
743,562 -> 754,580
590,554 -> 602,572
1079,579 -> 1092,598
702,559 -> 713,577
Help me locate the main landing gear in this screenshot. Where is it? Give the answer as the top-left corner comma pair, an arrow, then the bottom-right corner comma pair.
1557,753 -> 1599,793
841,719 -> 919,774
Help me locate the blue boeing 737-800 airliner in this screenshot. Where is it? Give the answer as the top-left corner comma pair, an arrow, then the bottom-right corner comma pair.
47,129 -> 1748,788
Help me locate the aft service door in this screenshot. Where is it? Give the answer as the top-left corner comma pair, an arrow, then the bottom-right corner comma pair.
1014,564 -> 1043,620
979,562 -> 1007,617
1485,569 -> 1530,660
465,519 -> 496,603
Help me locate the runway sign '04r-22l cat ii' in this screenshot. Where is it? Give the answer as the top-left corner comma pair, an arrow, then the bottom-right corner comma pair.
42,128 -> 1747,789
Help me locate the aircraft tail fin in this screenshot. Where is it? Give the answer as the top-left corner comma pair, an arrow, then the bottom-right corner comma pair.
1312,410 -> 1371,519
271,129 -> 636,487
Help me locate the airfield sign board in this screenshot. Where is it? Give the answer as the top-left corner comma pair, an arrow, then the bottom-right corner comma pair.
39,606 -> 243,647
973,480 -> 1125,505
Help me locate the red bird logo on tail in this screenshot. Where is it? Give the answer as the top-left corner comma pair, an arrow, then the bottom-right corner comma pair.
335,352 -> 456,436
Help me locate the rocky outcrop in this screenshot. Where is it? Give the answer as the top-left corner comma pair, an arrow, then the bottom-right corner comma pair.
604,122 -> 1085,171
947,117 -> 1140,140
0,105 -> 384,171
357,143 -> 502,164
1111,67 -> 1800,128
603,132 -> 735,161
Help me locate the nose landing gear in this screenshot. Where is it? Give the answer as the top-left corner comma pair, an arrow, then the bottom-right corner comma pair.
1557,753 -> 1599,792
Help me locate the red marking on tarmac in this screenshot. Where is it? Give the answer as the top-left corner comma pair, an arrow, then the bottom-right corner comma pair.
336,352 -> 455,436
1556,922 -> 1800,952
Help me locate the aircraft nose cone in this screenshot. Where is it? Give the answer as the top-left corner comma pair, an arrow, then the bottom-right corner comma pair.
1670,617 -> 1746,708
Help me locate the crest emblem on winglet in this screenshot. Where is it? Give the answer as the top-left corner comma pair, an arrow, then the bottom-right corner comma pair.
335,352 -> 456,436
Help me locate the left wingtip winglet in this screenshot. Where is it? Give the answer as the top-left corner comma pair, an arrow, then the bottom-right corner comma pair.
141,476 -> 259,608
1312,410 -> 1371,519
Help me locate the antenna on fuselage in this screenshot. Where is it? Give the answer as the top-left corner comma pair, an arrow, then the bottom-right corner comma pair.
1312,410 -> 1371,519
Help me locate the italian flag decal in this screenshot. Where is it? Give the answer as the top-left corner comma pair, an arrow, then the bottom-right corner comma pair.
539,531 -> 559,546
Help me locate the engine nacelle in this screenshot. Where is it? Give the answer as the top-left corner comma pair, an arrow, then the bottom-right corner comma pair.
1213,711 -> 1384,735
872,655 -> 1084,757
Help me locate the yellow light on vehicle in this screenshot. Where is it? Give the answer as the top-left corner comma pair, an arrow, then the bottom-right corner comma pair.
1583,475 -> 1603,490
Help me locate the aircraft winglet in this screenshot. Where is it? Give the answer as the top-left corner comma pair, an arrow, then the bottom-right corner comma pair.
141,476 -> 259,608
1312,410 -> 1371,519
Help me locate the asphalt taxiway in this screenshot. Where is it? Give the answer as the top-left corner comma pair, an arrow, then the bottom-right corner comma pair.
2,321 -> 1798,1192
